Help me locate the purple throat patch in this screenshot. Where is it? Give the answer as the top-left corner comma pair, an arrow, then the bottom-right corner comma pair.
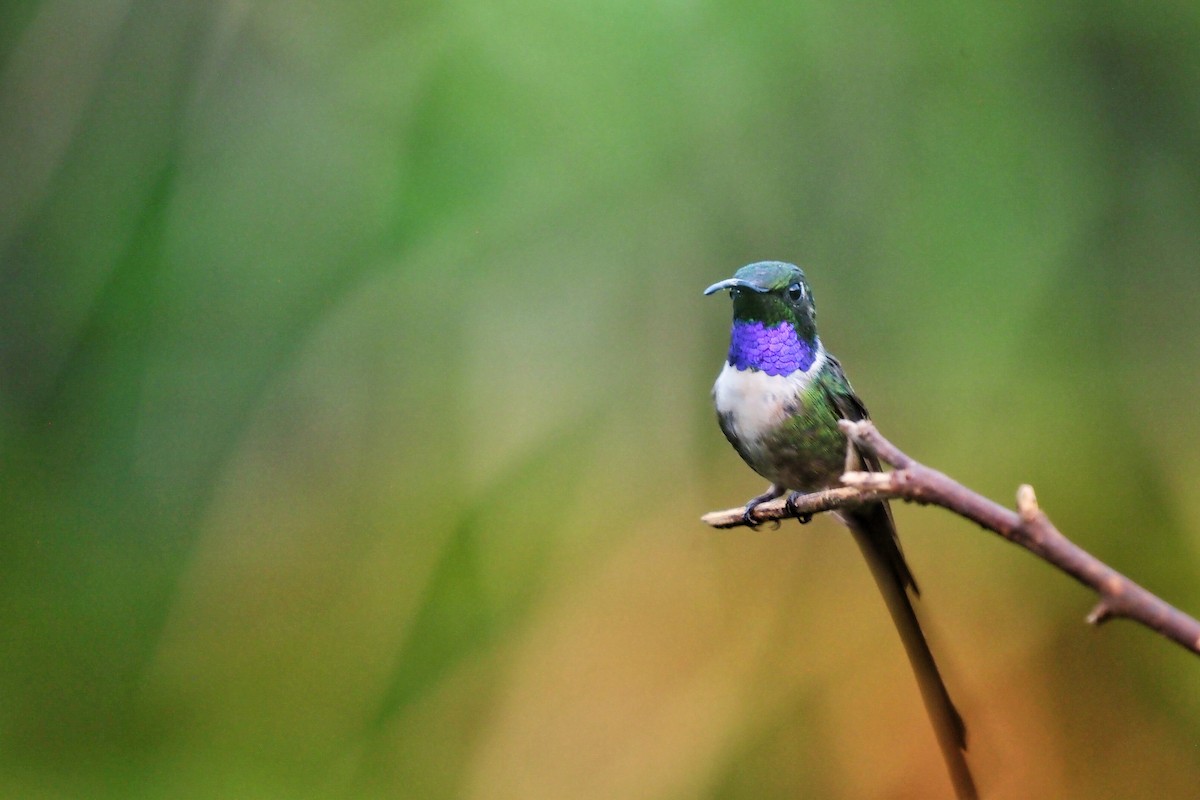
727,320 -> 815,376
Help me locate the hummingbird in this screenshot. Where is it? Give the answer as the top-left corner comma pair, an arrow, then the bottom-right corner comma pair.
705,261 -> 977,800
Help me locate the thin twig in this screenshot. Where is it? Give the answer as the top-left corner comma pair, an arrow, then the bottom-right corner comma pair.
700,486 -> 892,528
702,419 -> 1200,656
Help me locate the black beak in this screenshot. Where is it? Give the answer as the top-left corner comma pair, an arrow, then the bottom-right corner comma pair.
703,278 -> 770,296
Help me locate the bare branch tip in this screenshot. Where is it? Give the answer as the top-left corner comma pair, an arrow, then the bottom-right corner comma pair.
1087,601 -> 1113,626
1016,484 -> 1040,522
842,434 -> 857,475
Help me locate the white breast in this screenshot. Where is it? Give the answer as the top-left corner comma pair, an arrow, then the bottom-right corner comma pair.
712,346 -> 826,446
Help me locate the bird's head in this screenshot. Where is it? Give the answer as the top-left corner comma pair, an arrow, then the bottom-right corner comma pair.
705,261 -> 821,376
704,261 -> 818,343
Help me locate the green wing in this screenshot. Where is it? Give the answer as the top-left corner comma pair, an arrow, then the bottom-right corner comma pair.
818,355 -> 916,593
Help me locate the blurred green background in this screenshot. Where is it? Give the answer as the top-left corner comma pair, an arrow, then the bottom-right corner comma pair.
3,2 -> 1200,798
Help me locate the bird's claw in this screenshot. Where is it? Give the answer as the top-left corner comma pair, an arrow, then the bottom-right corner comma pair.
740,505 -> 761,529
740,486 -> 785,530
785,492 -> 813,524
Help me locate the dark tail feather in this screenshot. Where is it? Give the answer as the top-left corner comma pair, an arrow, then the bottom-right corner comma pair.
846,503 -> 978,800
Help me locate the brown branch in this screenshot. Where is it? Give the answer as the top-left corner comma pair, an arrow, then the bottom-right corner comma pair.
702,419 -> 1200,656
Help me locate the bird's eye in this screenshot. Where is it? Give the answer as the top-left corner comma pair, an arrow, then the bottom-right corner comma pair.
787,283 -> 805,303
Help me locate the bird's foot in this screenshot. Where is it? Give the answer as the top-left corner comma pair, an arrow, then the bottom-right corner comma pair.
784,491 -> 813,524
741,486 -> 784,528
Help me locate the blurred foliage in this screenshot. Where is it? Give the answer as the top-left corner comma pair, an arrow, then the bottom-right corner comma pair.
2,2 -> 1200,798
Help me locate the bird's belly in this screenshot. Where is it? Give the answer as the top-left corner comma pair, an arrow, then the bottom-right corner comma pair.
713,364 -> 799,444
712,361 -> 843,492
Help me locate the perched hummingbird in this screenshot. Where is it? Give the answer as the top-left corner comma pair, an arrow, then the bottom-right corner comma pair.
705,261 -> 976,800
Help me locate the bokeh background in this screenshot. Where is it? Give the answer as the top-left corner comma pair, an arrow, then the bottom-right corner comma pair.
3,2 -> 1200,798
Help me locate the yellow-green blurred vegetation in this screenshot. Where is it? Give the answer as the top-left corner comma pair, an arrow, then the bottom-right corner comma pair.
3,2 -> 1200,798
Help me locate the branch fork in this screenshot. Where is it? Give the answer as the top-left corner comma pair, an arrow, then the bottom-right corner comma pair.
702,419 -> 1200,656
